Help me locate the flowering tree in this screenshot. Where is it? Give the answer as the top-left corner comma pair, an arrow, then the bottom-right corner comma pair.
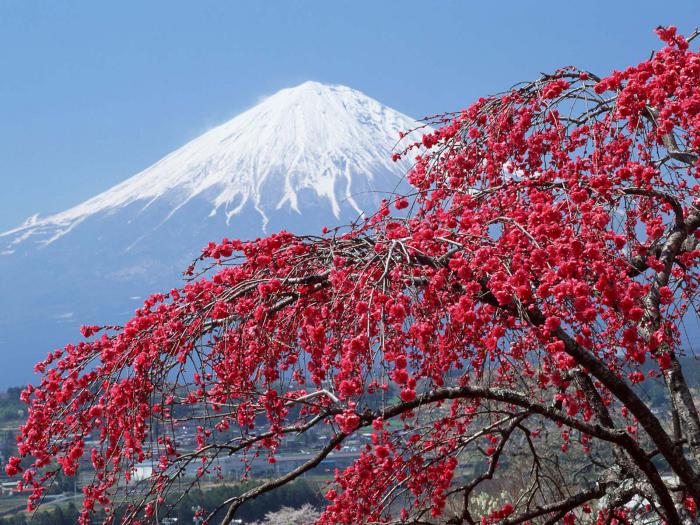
9,27 -> 700,525
250,504 -> 322,525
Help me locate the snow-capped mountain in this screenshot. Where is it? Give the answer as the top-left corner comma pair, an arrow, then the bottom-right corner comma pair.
0,81 -> 422,387
2,81 -> 417,251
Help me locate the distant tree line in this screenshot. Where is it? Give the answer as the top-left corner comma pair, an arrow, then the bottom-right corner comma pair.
0,480 -> 323,525
0,388 -> 25,423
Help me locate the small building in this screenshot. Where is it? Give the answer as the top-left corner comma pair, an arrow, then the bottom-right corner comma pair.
132,462 -> 154,481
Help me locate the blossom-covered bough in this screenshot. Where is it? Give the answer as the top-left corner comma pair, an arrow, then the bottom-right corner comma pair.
9,27 -> 700,524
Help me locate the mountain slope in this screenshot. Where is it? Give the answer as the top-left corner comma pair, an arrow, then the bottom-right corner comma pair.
2,81 -> 417,251
0,81 -> 422,387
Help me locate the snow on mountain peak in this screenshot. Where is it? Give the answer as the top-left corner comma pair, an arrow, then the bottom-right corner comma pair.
0,82 -> 429,387
2,81 -> 423,246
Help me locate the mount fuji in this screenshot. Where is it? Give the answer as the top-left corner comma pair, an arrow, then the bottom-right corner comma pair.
0,81 -> 422,387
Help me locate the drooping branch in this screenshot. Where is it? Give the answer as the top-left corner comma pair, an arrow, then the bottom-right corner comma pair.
11,27 -> 700,525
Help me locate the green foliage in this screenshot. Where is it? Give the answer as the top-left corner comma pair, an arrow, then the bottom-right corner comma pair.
0,388 -> 25,423
0,502 -> 80,525
156,479 -> 325,524
0,480 -> 323,525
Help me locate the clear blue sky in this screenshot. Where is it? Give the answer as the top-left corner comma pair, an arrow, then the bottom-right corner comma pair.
0,1 -> 698,231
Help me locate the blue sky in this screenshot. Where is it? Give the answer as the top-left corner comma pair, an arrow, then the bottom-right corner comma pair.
0,1 -> 698,232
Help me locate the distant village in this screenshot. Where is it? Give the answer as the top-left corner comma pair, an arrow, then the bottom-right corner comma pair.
0,386 -> 363,524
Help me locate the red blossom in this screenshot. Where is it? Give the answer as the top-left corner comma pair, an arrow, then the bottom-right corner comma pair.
9,27 -> 700,525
